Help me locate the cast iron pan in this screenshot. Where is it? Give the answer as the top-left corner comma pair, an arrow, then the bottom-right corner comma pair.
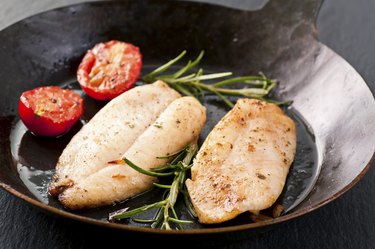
0,0 -> 374,242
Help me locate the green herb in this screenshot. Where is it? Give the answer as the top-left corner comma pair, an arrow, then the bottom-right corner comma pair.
108,143 -> 198,230
143,51 -> 286,107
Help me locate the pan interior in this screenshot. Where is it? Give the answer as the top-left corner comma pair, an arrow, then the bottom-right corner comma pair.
10,67 -> 320,229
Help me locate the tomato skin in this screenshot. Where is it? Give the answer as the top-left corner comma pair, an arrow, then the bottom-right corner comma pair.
77,40 -> 142,101
18,86 -> 83,137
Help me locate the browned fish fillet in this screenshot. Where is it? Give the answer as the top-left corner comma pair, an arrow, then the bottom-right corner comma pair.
186,98 -> 296,224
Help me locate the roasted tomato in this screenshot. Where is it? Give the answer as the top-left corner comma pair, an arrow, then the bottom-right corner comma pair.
18,86 -> 83,137
77,40 -> 142,100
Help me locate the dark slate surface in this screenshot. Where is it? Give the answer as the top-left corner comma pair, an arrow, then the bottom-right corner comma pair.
1,0 -> 374,248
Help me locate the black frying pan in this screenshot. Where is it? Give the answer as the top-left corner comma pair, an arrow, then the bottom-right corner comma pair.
0,0 -> 374,244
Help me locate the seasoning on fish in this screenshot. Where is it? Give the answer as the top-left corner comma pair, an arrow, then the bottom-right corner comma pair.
186,98 -> 296,224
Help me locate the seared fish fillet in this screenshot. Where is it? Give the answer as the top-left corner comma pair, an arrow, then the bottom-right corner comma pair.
49,81 -> 206,209
186,99 -> 296,224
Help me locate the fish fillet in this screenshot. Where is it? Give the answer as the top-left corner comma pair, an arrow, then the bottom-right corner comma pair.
186,98 -> 296,224
49,81 -> 180,196
49,81 -> 206,209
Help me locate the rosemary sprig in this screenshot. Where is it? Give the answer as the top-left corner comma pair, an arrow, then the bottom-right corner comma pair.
108,143 -> 198,230
143,51 -> 282,107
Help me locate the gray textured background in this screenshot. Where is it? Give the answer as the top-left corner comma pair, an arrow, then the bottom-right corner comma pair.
1,0 -> 375,248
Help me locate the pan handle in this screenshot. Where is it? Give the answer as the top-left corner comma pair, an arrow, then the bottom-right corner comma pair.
262,0 -> 323,26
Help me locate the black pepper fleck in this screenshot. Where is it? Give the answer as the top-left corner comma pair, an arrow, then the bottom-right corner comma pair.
256,173 -> 266,180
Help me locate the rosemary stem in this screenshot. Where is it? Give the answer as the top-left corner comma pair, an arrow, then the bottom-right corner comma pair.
198,83 -> 271,97
124,158 -> 175,177
109,200 -> 166,220
213,76 -> 271,87
144,50 -> 187,81
142,50 -> 286,108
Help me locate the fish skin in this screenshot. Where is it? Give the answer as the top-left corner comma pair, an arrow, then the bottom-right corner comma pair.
186,98 -> 296,224
51,86 -> 206,209
49,81 -> 181,197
